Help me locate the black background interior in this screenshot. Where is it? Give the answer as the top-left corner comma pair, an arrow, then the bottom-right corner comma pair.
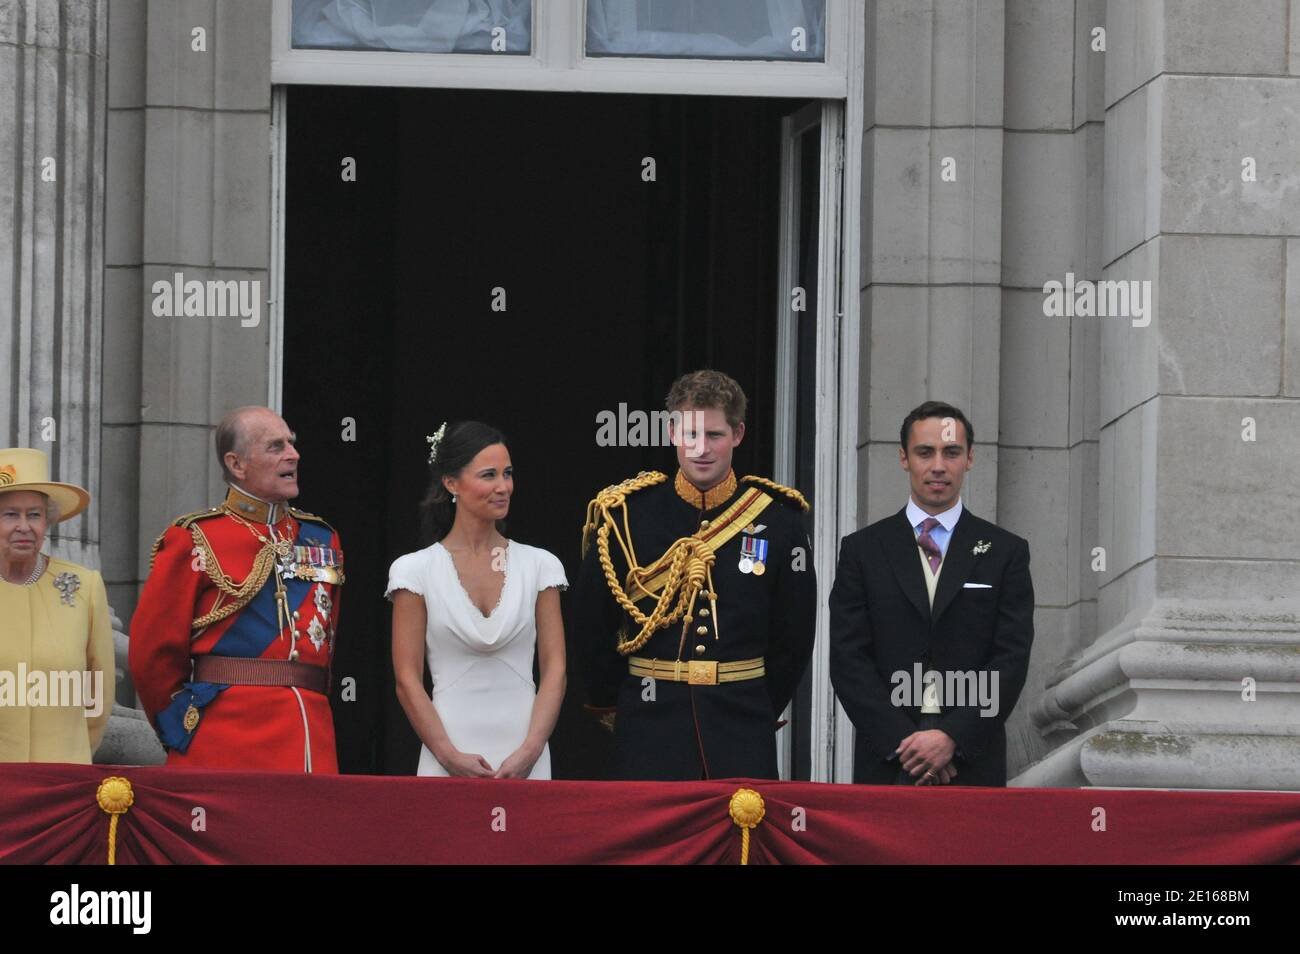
284,86 -> 806,777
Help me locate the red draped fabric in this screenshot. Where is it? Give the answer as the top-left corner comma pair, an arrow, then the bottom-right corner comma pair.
1,763 -> 1297,864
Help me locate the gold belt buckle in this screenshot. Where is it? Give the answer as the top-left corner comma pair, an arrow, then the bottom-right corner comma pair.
687,660 -> 718,685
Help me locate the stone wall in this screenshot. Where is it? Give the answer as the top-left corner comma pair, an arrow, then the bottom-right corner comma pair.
858,0 -> 1300,788
1016,0 -> 1300,788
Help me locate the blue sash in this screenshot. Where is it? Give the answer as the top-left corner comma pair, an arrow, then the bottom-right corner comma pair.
156,519 -> 328,750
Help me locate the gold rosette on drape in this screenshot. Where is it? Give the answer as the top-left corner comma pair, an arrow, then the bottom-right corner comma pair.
729,787 -> 765,865
96,776 -> 135,865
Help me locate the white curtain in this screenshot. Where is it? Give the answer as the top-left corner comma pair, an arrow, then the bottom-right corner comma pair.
292,0 -> 532,53
586,0 -> 825,60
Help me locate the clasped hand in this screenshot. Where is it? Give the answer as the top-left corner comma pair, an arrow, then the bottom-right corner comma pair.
896,729 -> 957,785
437,744 -> 540,779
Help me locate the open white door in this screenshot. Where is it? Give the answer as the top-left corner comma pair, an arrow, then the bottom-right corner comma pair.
774,100 -> 845,781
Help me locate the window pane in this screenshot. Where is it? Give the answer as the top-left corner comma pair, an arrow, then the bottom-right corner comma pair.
292,0 -> 531,55
587,0 -> 825,61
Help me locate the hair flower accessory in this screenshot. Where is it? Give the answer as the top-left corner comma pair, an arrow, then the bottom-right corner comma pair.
426,422 -> 448,465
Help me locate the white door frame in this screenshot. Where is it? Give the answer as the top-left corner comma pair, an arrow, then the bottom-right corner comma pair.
781,96 -> 860,785
773,102 -> 821,481
773,102 -> 817,779
268,1 -> 866,785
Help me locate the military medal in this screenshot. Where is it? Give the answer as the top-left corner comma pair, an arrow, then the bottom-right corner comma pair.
308,617 -> 328,652
740,536 -> 768,576
183,704 -> 200,733
280,544 -> 344,584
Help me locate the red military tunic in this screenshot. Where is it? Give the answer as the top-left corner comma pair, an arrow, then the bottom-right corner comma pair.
130,487 -> 343,772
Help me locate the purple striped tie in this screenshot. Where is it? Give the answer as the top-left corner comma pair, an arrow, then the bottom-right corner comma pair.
917,517 -> 943,573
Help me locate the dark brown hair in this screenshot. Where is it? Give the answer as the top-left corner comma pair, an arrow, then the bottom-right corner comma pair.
664,369 -> 747,430
899,401 -> 974,452
419,421 -> 510,544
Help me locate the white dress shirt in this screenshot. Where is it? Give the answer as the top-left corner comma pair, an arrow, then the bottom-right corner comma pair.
905,496 -> 964,560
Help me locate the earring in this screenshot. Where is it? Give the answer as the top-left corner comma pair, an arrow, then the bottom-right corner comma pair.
451,494 -> 457,504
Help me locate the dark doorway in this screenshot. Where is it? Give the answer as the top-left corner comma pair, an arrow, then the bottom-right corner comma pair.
283,87 -> 801,777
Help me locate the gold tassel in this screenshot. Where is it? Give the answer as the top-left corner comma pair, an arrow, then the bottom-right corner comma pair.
96,776 -> 135,865
728,788 -> 766,865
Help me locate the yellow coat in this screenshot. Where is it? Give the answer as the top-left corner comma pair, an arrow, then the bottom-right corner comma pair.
0,556 -> 115,763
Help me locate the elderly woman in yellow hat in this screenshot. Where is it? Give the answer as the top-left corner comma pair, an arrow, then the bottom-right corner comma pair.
0,448 -> 114,763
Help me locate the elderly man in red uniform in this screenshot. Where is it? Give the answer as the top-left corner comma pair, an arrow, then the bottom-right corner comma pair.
130,406 -> 343,772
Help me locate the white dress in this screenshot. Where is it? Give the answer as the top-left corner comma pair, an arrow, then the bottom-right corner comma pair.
386,541 -> 567,778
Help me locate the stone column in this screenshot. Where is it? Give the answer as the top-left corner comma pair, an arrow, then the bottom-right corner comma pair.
1016,0 -> 1300,790
0,0 -> 106,569
132,0 -> 273,594
101,0 -> 144,629
997,0 -> 1105,776
101,0 -> 273,635
859,0 -> 1006,521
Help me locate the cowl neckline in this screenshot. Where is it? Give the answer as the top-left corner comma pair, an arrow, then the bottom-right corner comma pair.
432,541 -> 521,650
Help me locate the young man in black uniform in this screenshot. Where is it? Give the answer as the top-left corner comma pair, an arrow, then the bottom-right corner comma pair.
575,370 -> 817,780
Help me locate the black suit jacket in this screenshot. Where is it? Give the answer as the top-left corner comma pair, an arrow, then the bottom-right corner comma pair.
828,506 -> 1034,786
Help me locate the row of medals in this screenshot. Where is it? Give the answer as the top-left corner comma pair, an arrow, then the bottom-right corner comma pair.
738,537 -> 766,576
275,538 -> 322,581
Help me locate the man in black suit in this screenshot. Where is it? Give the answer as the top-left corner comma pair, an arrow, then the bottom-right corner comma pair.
829,401 -> 1034,786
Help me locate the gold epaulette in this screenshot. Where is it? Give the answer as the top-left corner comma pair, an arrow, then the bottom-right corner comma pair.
148,507 -> 222,569
173,507 -> 223,529
580,471 -> 667,557
288,506 -> 336,534
740,475 -> 810,512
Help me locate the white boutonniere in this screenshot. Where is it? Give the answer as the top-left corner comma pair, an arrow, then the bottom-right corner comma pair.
972,540 -> 991,556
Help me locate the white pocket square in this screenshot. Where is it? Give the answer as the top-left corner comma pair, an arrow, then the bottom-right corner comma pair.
963,582 -> 992,589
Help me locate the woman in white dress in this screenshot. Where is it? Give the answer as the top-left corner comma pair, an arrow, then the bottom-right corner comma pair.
388,421 -> 567,778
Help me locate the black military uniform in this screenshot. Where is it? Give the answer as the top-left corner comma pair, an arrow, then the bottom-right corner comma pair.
575,468 -> 817,780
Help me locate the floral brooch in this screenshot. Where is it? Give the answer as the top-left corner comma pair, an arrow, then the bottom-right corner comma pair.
53,571 -> 81,606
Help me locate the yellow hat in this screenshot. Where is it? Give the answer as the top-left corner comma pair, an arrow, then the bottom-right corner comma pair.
0,448 -> 90,523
